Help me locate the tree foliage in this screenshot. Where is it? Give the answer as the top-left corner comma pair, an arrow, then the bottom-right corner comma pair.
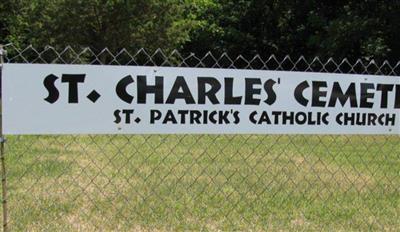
3,0 -> 204,52
184,0 -> 400,61
0,0 -> 399,61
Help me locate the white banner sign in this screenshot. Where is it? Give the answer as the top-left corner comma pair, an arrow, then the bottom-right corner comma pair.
2,63 -> 400,135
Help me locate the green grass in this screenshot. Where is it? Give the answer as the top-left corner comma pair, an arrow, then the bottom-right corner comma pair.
2,135 -> 400,231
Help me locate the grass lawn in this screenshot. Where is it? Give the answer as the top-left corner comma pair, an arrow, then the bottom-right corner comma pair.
3,135 -> 400,231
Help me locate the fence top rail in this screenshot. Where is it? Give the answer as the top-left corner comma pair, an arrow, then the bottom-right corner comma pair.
1,43 -> 400,76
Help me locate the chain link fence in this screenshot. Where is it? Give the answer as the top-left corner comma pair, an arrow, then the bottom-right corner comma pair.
1,43 -> 399,231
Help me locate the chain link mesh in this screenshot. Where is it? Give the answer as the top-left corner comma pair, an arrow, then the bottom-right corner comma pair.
1,44 -> 400,231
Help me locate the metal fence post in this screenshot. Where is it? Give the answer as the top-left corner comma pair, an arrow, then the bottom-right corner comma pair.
0,45 -> 8,232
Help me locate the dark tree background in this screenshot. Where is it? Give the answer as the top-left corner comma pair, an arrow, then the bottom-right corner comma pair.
1,0 -> 399,62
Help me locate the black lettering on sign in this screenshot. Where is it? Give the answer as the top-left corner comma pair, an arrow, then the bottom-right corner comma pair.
394,85 -> 400,109
233,111 -> 240,124
150,109 -> 162,123
360,83 -> 374,108
387,113 -> 396,126
312,81 -> 327,107
376,84 -> 393,109
137,75 -> 164,104
263,79 -> 277,105
224,77 -> 242,105
250,111 -> 329,125
328,82 -> 357,108
179,110 -> 189,123
116,75 -> 134,103
203,110 -> 217,124
148,109 -> 240,125
61,74 -> 85,103
294,81 -> 309,106
336,113 -> 396,126
43,74 -> 59,104
218,111 -> 230,124
190,110 -> 202,124
113,109 -> 135,124
114,110 -> 121,123
198,77 -> 221,104
166,76 -> 195,104
163,110 -> 178,124
245,78 -> 261,105
122,109 -> 134,123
